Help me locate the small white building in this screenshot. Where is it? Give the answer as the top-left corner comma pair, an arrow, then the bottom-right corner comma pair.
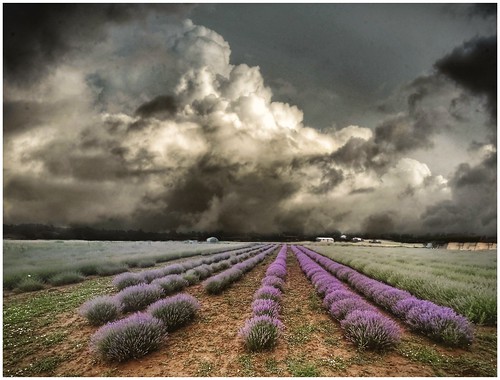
340,234 -> 347,240
316,237 -> 334,243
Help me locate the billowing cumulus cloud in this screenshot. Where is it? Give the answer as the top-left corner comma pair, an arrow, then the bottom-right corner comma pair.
3,5 -> 496,236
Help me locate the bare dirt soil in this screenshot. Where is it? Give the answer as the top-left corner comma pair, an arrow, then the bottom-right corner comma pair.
3,248 -> 497,377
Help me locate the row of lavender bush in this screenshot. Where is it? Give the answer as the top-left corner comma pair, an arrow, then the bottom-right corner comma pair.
239,244 -> 288,351
90,293 -> 200,362
80,245 -> 273,326
202,245 -> 278,294
297,245 -> 474,347
292,245 -> 401,350
7,243 -> 256,293
112,244 -> 268,291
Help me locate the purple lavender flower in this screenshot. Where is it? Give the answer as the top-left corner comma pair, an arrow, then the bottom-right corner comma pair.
183,269 -> 201,285
112,272 -> 145,291
147,293 -> 200,331
79,295 -> 122,326
323,290 -> 355,310
374,288 -> 412,310
294,245 -> 477,347
116,283 -> 164,312
261,275 -> 285,291
341,310 -> 401,349
139,268 -> 166,283
254,285 -> 283,303
151,274 -> 189,295
192,264 -> 214,280
252,298 -> 281,318
90,312 -> 167,362
392,297 -> 422,318
329,298 -> 374,321
203,268 -> 243,294
266,264 -> 287,279
313,276 -> 339,296
202,248 -> 274,295
210,260 -> 231,272
239,315 -> 284,351
334,267 -> 352,281
405,302 -> 474,346
162,264 -> 185,275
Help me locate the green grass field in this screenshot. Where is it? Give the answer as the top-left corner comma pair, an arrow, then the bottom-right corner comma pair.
306,244 -> 497,325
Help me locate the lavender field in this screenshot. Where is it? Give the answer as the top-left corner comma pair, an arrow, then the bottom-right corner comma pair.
307,244 -> 497,325
3,243 -> 497,377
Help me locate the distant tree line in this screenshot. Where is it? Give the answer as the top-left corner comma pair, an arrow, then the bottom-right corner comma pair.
3,224 -> 496,243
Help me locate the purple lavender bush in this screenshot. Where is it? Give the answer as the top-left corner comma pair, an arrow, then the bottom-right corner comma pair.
183,270 -> 201,285
323,290 -> 354,310
252,298 -> 281,318
79,295 -> 122,326
162,264 -> 185,275
117,283 -> 164,312
239,315 -> 284,351
329,298 -> 374,321
139,269 -> 166,283
392,297 -> 422,318
341,310 -> 401,349
203,268 -> 243,294
373,288 -> 412,310
151,275 -> 189,295
261,275 -> 285,291
147,293 -> 200,331
90,312 -> 167,362
192,264 -> 213,280
202,278 -> 225,294
112,272 -> 145,291
405,301 -> 474,346
313,275 -> 340,296
254,285 -> 282,303
211,260 -> 230,272
265,264 -> 287,279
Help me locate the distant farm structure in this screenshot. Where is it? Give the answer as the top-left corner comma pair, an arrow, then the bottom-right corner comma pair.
315,237 -> 334,243
444,242 -> 497,251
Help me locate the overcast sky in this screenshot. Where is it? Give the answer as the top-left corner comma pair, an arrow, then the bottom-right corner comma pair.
3,3 -> 497,236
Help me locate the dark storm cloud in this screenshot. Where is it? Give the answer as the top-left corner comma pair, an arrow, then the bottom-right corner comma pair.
452,151 -> 497,188
3,3 -> 193,85
4,174 -> 128,225
349,187 -> 375,195
435,35 -> 497,122
468,3 -> 497,19
422,151 -> 497,234
362,213 -> 396,235
135,95 -> 178,119
330,138 -> 385,171
372,75 -> 454,157
300,155 -> 345,193
4,100 -> 47,135
375,117 -> 425,152
130,154 -> 301,234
